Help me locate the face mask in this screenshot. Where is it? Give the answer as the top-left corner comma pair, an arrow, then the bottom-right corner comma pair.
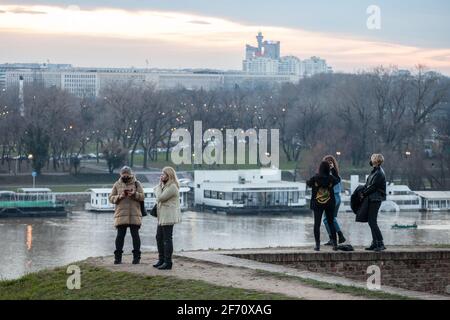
121,176 -> 131,183
369,161 -> 373,167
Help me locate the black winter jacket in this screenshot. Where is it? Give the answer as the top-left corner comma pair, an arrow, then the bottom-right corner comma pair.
306,174 -> 340,210
363,166 -> 387,202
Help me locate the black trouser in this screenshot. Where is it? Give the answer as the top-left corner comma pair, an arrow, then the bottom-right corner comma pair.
313,203 -> 337,244
156,225 -> 174,263
115,224 -> 141,253
368,201 -> 383,242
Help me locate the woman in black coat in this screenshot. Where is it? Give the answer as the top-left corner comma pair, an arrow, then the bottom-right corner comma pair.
362,154 -> 387,252
307,161 -> 340,251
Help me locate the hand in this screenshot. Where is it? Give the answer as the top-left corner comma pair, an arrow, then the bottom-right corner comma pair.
129,189 -> 136,197
119,192 -> 126,200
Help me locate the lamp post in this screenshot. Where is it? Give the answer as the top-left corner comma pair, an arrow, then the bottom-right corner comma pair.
28,154 -> 35,188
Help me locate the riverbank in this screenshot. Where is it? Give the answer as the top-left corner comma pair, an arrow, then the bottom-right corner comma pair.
0,262 -> 292,300
0,254 -> 391,300
2,247 -> 449,300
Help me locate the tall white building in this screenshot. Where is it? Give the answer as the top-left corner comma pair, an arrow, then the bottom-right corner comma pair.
302,56 -> 333,77
279,56 -> 302,76
243,57 -> 279,75
242,33 -> 332,78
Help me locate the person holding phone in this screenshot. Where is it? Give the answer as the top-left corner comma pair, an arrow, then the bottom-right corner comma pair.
109,166 -> 145,264
153,166 -> 181,270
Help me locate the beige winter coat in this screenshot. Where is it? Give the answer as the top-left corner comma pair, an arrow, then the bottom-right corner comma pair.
153,182 -> 181,226
109,176 -> 145,227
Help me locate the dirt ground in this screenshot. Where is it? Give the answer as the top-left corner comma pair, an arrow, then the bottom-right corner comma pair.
86,253 -> 370,300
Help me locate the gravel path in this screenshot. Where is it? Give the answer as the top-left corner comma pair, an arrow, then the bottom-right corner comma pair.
86,253 -> 370,300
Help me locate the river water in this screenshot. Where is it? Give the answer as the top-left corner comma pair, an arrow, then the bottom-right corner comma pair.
1,210 -> 449,279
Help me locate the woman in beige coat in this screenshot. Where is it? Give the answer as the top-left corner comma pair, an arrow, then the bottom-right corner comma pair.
108,166 -> 145,265
152,166 -> 181,270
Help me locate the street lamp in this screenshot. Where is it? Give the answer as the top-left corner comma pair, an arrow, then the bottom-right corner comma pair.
28,154 -> 35,188
336,151 -> 342,156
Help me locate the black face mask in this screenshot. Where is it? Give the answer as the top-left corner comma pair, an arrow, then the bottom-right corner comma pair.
369,161 -> 373,167
121,176 -> 131,183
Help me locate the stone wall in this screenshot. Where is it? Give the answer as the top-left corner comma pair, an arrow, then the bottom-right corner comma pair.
230,249 -> 450,295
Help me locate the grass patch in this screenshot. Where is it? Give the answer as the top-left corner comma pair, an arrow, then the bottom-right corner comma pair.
252,270 -> 413,300
0,264 -> 294,300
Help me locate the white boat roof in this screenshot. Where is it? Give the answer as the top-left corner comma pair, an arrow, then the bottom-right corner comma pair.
387,184 -> 412,190
88,186 -> 190,193
201,180 -> 305,192
17,188 -> 52,193
413,191 -> 450,200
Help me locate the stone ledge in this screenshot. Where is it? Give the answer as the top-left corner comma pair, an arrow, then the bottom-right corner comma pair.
228,250 -> 450,262
175,247 -> 450,300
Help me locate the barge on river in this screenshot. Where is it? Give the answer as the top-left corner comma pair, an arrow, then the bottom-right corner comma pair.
0,188 -> 68,218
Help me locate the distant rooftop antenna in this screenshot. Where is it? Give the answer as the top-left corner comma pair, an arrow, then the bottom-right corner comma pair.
19,75 -> 25,117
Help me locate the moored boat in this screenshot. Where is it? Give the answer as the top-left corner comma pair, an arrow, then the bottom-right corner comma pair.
0,189 -> 68,218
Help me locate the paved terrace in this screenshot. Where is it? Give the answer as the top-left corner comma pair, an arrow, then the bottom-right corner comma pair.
87,246 -> 450,300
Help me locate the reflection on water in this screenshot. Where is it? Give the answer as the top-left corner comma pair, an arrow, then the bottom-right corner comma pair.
0,210 -> 449,279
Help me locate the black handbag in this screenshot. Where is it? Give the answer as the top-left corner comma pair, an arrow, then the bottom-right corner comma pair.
150,204 -> 157,217
135,181 -> 147,217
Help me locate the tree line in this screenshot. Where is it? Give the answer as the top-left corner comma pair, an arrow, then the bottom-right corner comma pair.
1,65 -> 449,189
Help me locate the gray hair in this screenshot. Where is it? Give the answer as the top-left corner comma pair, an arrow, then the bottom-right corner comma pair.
120,166 -> 132,175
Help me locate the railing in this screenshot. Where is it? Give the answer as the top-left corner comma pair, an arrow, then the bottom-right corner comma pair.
0,200 -> 59,208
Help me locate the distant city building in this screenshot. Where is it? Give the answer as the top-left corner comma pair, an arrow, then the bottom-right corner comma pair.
245,31 -> 280,60
302,56 -> 333,77
0,34 -> 333,96
279,56 -> 302,76
1,64 -> 300,96
243,32 -> 332,77
243,57 -> 279,75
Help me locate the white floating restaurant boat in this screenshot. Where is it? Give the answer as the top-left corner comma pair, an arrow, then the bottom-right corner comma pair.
85,186 -> 190,212
194,169 -> 307,214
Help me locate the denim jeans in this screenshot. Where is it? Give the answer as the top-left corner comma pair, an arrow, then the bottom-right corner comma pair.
323,194 -> 341,234
314,202 -> 337,244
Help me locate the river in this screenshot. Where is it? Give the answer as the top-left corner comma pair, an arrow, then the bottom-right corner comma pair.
1,210 -> 449,279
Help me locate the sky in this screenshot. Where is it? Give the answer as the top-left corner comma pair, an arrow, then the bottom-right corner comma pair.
1,0 -> 449,74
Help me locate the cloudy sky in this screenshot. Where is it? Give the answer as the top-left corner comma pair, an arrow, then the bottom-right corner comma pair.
1,0 -> 449,74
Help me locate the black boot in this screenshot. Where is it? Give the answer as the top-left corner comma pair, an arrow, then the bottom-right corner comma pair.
314,241 -> 320,251
154,233 -> 164,268
324,238 -> 333,246
132,250 -> 141,264
365,241 -> 376,251
332,240 -> 338,251
114,250 -> 123,264
158,261 -> 173,270
153,259 -> 164,268
338,231 -> 346,244
374,241 -> 386,252
158,239 -> 173,270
